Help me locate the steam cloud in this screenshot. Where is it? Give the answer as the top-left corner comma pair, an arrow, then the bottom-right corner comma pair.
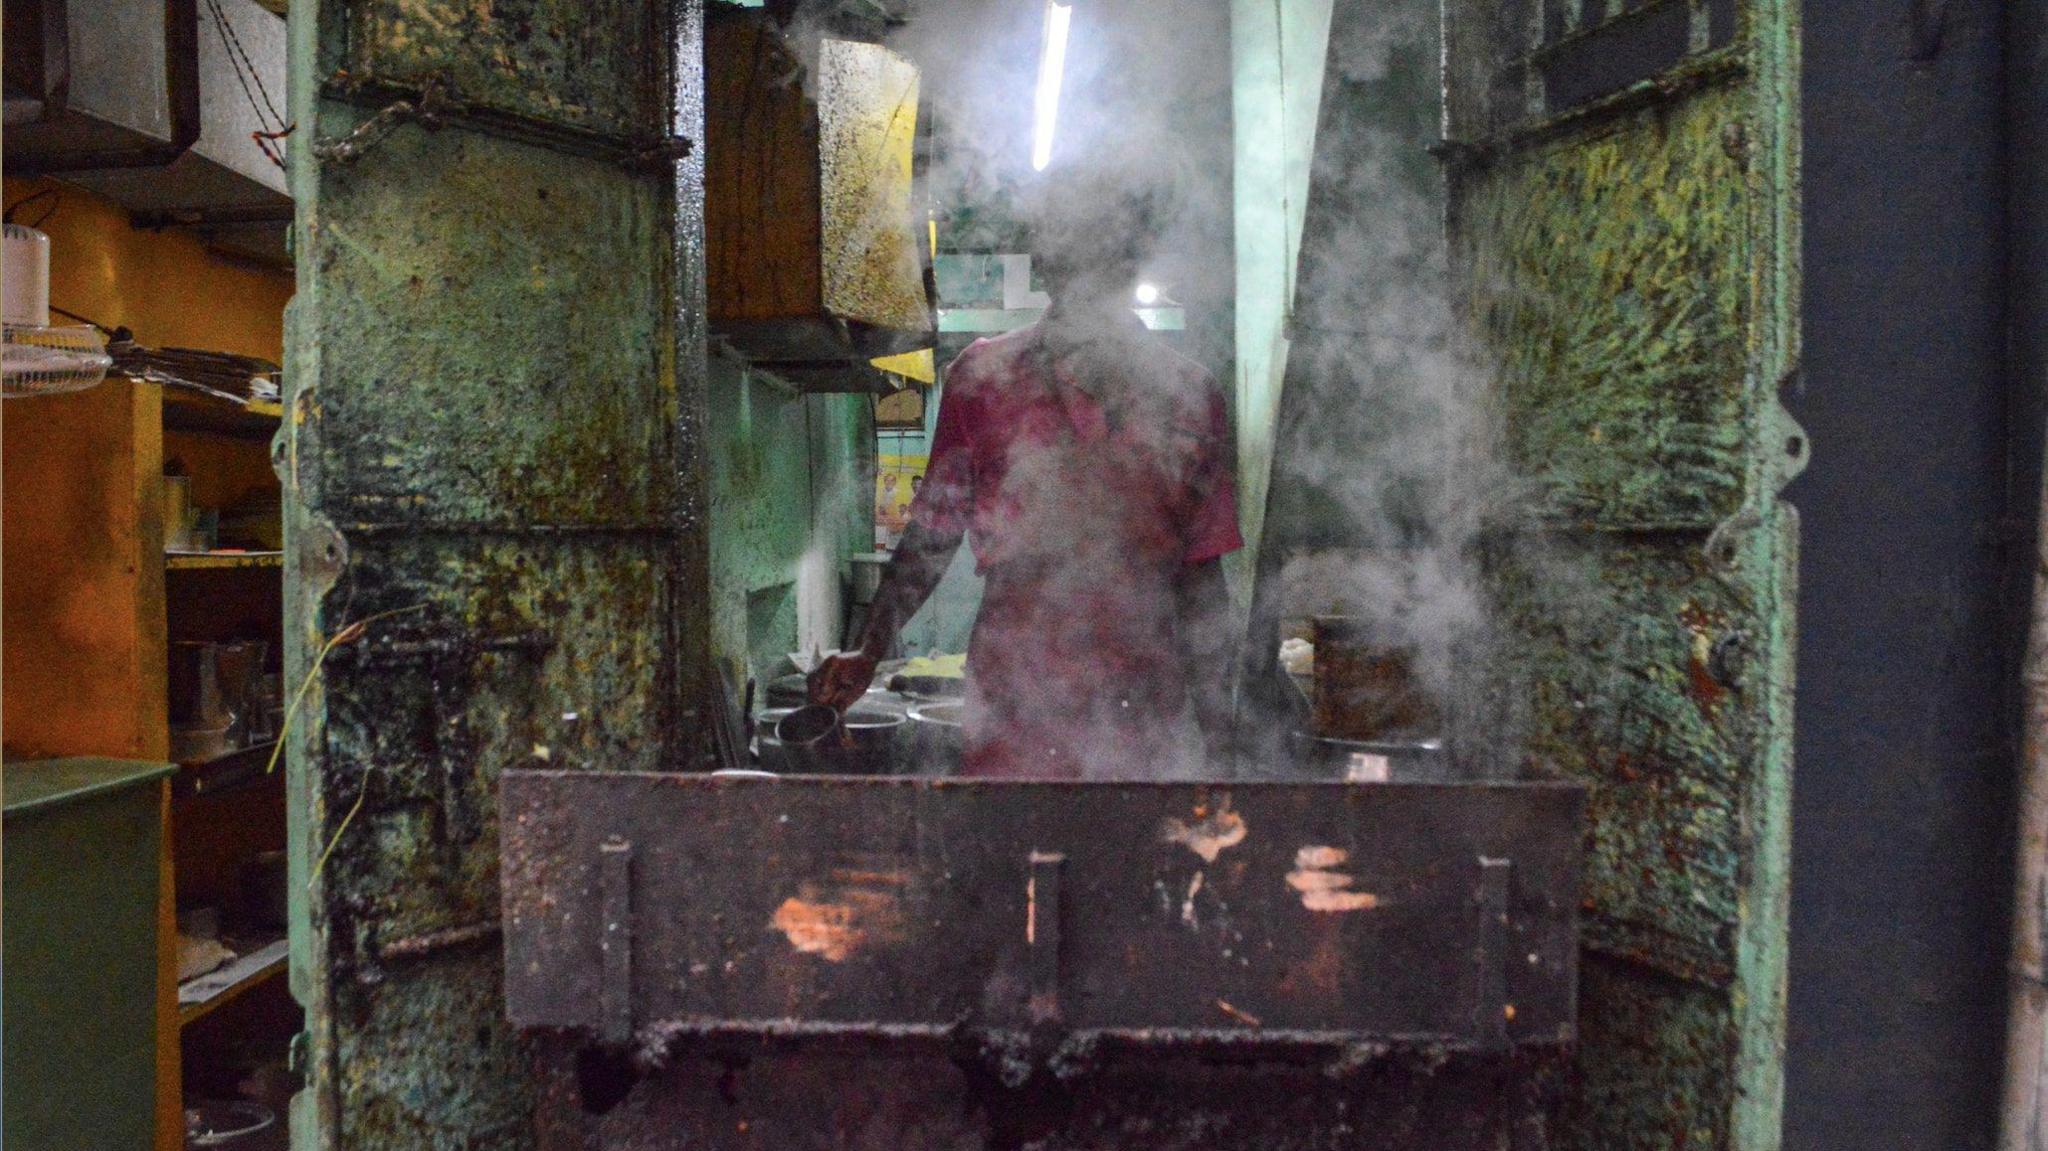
772,0 -> 1552,778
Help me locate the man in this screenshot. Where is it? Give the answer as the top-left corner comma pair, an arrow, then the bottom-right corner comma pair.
811,159 -> 1241,779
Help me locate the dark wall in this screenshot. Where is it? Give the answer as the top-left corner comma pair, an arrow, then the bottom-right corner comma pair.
1784,2 -> 2030,1147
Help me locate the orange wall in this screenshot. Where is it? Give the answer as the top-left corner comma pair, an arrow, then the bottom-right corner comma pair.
4,176 -> 292,358
2,178 -> 294,1151
2,176 -> 291,759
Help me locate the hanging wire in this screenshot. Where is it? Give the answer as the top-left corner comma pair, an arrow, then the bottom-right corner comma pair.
203,0 -> 292,170
3,187 -> 61,229
50,305 -> 114,333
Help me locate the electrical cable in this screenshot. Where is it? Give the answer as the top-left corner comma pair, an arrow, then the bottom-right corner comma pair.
204,0 -> 292,170
3,188 -> 60,229
49,305 -> 114,333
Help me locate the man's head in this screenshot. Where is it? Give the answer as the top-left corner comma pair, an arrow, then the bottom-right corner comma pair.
1023,152 -> 1173,310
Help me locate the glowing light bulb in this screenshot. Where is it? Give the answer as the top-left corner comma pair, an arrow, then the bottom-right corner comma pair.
1032,2 -> 1072,172
1134,282 -> 1161,306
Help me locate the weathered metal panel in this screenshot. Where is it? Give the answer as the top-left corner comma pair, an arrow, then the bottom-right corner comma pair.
1557,956 -> 1738,1148
1442,0 -> 1799,1145
1482,534 -> 1755,977
342,0 -> 662,137
306,129 -> 676,528
1461,85 -> 1751,530
501,775 -> 1584,1051
816,39 -> 932,344
286,1 -> 705,1149
532,1046 -> 1569,1151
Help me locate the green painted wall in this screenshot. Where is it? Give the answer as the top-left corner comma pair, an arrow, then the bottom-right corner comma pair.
284,2 -> 707,1148
706,354 -> 875,689
1229,0 -> 1333,596
1440,1 -> 1803,1145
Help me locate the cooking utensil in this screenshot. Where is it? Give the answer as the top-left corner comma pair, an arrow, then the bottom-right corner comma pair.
771,705 -> 904,775
775,703 -> 844,747
184,1099 -> 274,1147
1286,732 -> 1450,783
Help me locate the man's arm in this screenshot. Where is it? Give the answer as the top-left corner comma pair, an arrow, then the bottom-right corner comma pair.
1176,557 -> 1236,768
810,520 -> 963,709
813,347 -> 983,709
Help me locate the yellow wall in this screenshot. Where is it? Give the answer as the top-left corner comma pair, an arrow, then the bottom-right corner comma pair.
2,175 -> 290,753
1,176 -> 293,1151
5,176 -> 291,357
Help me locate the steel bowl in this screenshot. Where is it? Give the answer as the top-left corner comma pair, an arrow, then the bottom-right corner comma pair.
761,705 -> 906,775
905,700 -> 965,775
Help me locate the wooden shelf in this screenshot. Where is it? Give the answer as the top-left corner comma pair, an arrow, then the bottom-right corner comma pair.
162,388 -> 282,440
178,938 -> 288,1027
167,551 -> 282,571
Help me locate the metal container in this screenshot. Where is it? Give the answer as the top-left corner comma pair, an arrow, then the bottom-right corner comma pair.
905,700 -> 964,774
502,772 -> 1587,1150
760,706 -> 905,775
1286,732 -> 1451,782
184,1098 -> 276,1147
1310,616 -> 1441,741
5,758 -> 176,1151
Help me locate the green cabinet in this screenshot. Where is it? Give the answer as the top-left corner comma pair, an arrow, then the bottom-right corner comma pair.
4,758 -> 174,1151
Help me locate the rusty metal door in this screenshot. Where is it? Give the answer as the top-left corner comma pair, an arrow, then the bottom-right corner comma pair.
280,2 -> 708,1147
1439,2 -> 1800,1148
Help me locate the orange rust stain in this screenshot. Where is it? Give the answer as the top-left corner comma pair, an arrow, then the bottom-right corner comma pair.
1680,603 -> 1727,711
1159,796 -> 1247,862
830,868 -> 911,887
1687,652 -> 1728,709
1299,889 -> 1381,913
1286,870 -> 1354,893
1293,846 -> 1347,869
1215,998 -> 1262,1027
769,873 -> 908,962
1287,845 -> 1381,913
771,897 -> 866,961
1283,934 -> 1345,998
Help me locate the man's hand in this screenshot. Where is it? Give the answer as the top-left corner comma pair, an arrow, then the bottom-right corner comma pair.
808,652 -> 880,712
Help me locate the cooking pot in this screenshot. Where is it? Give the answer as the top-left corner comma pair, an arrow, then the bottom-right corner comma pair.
905,701 -> 965,774
758,706 -> 905,775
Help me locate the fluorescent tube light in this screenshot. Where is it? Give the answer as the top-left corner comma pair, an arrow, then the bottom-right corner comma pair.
1032,2 -> 1072,172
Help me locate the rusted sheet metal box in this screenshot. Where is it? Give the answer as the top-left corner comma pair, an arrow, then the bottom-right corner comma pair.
502,774 -> 1583,1059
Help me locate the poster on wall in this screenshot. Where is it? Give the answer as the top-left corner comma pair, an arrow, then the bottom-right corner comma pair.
875,453 -> 928,549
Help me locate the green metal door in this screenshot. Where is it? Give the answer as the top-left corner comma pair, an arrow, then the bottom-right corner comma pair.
280,2 -> 707,1147
1439,2 -> 1800,1147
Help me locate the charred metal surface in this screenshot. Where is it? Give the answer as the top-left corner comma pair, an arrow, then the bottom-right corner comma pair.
501,775 -> 1584,1058
1443,0 -> 1799,1144
529,1043 -> 1568,1151
286,2 -> 706,1149
341,0 -> 663,138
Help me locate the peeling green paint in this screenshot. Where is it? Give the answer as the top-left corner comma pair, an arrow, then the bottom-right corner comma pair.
1463,85 -> 1751,530
1483,534 -> 1753,976
285,1 -> 705,1148
1446,3 -> 1799,1147
344,0 -> 662,137
706,356 -> 874,688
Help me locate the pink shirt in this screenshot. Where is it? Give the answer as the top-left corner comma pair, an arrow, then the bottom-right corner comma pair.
908,316 -> 1242,779
918,320 -> 1242,570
